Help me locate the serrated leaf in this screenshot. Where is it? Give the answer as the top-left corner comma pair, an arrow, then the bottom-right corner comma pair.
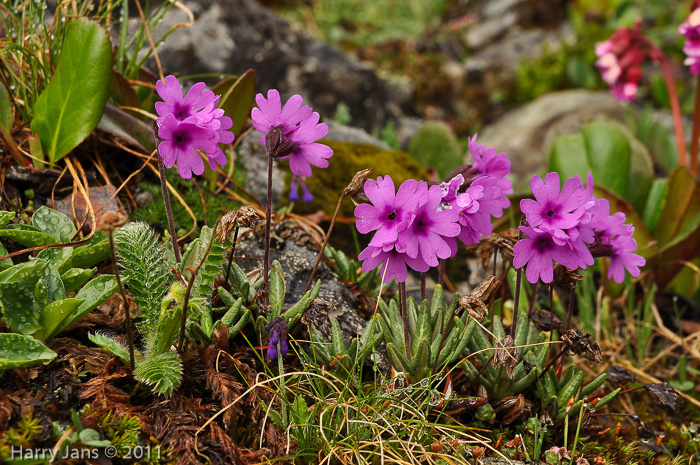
0,333 -> 56,372
31,18 -> 113,162
0,281 -> 42,334
134,350 -> 182,396
61,267 -> 97,293
152,304 -> 183,354
88,332 -> 136,364
0,224 -> 60,247
32,206 -> 76,241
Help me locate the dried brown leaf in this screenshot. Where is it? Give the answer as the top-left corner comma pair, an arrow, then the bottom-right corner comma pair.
644,382 -> 683,414
301,298 -> 334,338
561,328 -> 602,364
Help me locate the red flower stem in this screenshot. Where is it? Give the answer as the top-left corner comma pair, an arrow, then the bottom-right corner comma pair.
263,152 -> 274,305
304,192 -> 344,294
420,272 -> 426,303
399,281 -> 412,362
223,226 -> 239,290
691,75 -> 700,176
657,54 -> 688,168
157,157 -> 181,263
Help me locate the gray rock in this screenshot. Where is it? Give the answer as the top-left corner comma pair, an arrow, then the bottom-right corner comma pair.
144,0 -> 411,133
477,90 -> 625,185
326,123 -> 390,150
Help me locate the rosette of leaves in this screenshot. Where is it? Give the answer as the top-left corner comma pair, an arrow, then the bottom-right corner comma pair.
0,207 -> 117,376
308,316 -> 382,383
323,245 -> 381,295
378,285 -> 475,385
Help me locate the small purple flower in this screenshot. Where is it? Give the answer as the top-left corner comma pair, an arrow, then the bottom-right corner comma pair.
289,175 -> 314,203
155,75 -> 218,122
395,183 -> 460,267
679,8 -> 700,76
265,317 -> 288,361
354,176 -> 420,248
157,114 -> 219,179
358,245 -> 429,283
468,134 -> 513,200
513,226 -> 593,284
155,76 -> 235,177
520,172 -> 594,240
252,89 -> 333,178
607,226 -> 645,283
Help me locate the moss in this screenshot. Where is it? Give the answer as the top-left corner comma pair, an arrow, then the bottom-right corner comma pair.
284,140 -> 429,218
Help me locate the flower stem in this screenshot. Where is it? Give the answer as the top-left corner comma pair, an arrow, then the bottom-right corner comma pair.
109,230 -> 135,371
420,272 -> 426,303
263,152 -> 274,305
157,157 -> 181,263
399,281 -> 412,362
657,54 -> 688,168
224,226 -> 239,290
510,267 -> 523,339
691,74 -> 700,176
305,192 -> 344,294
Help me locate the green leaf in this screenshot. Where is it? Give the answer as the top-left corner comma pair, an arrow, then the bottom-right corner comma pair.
0,211 -> 15,228
290,396 -> 309,426
0,334 -> 56,373
0,281 -> 42,335
50,275 -> 118,338
642,178 -> 668,235
98,102 -> 156,153
269,260 -> 285,317
37,246 -> 73,274
72,233 -> 110,268
61,267 -> 97,293
34,298 -> 84,341
284,279 -> 321,327
151,304 -> 183,354
40,263 -> 66,304
212,69 -> 256,137
0,224 -> 60,247
408,121 -> 462,179
79,429 -> 111,447
549,122 -> 653,213
32,206 -> 77,241
31,18 -> 113,162
0,242 -> 12,272
654,167 -> 700,248
0,80 -> 13,137
134,350 -> 182,396
0,259 -> 49,286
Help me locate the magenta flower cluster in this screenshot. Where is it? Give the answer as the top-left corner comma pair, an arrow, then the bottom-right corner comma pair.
514,172 -> 645,284
680,8 -> 700,76
355,135 -> 511,282
594,26 -> 647,101
155,75 -> 234,179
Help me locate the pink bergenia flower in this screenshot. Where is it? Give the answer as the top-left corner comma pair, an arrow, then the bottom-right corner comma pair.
594,25 -> 648,101
520,172 -> 594,241
679,8 -> 700,76
396,183 -> 460,267
251,89 -> 333,178
355,176 -> 420,248
155,76 -> 235,177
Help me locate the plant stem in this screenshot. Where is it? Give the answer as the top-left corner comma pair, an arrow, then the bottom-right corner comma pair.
263,152 -> 274,305
657,54 -> 688,168
109,230 -> 135,371
437,260 -> 445,286
399,281 -> 412,362
510,267 -> 523,339
278,340 -> 288,427
305,192 -> 344,294
223,226 -> 239,290
420,272 -> 426,303
157,157 -> 181,263
691,74 -> 700,177
569,398 -> 587,465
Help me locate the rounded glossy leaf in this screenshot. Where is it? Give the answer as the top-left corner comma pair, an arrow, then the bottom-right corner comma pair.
30,18 -> 113,162
0,333 -> 56,372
